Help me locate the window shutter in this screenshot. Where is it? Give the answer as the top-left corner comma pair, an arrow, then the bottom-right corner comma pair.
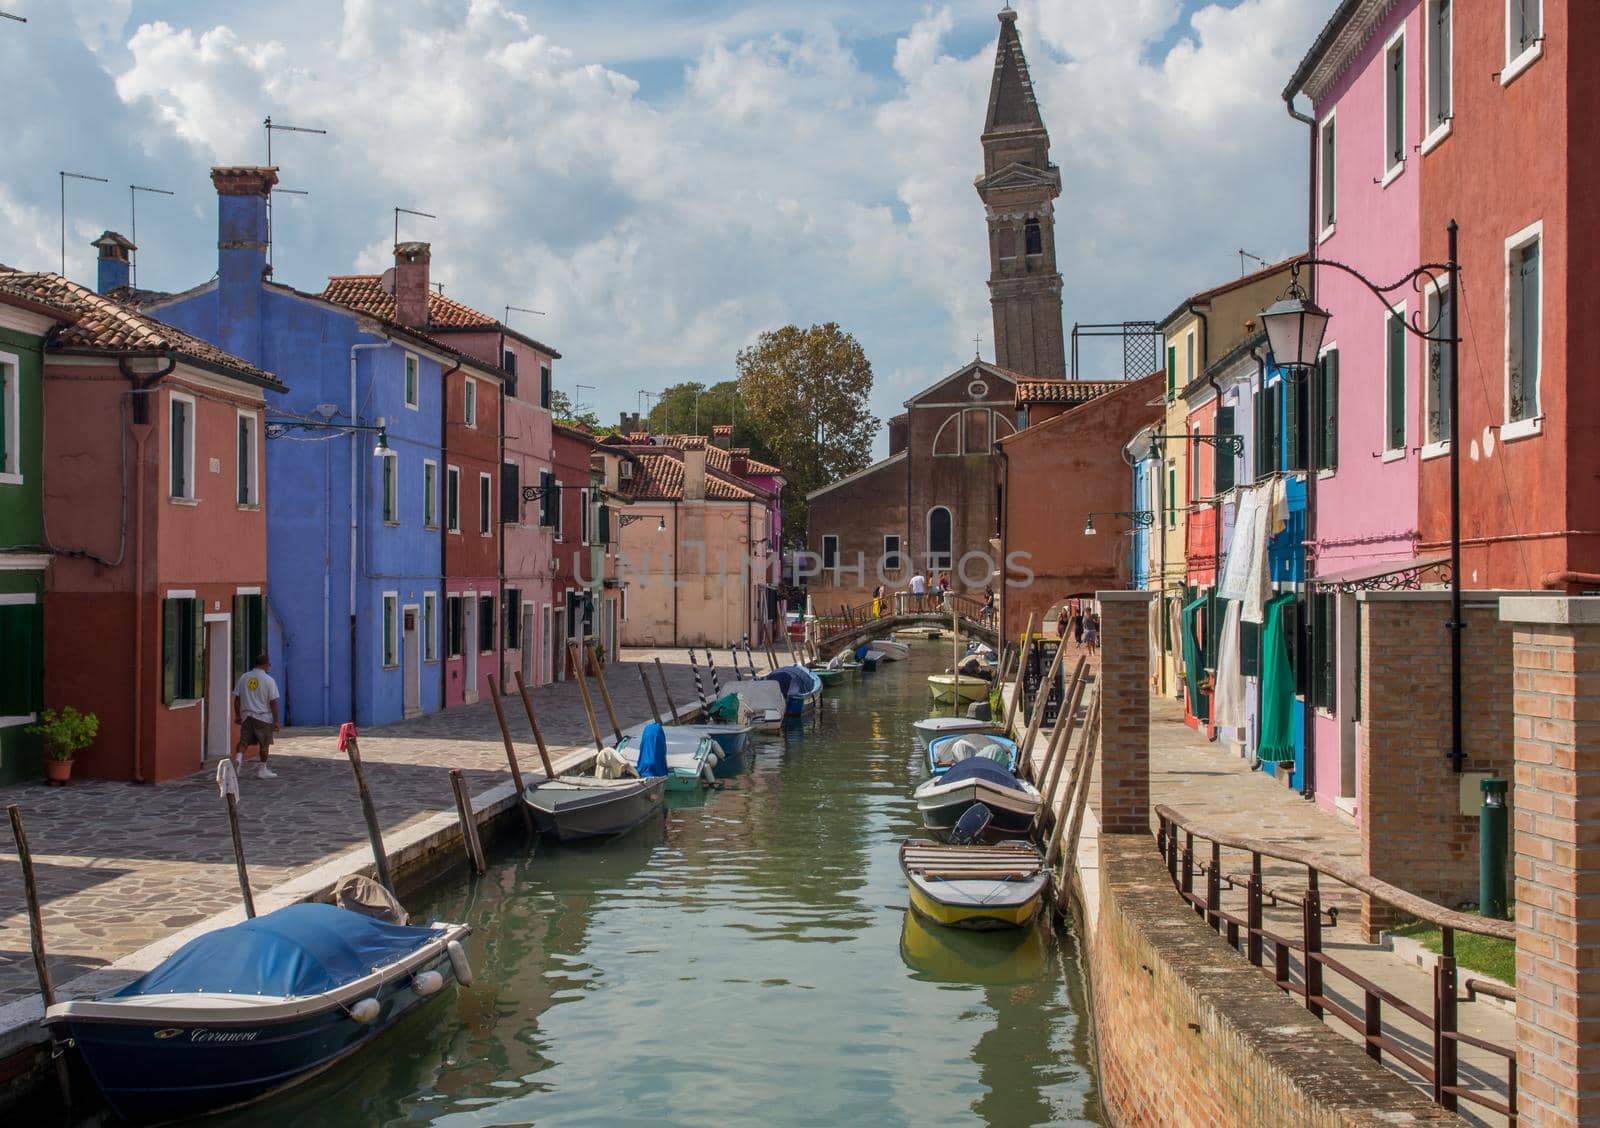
232,596 -> 248,681
1167,345 -> 1177,400
597,503 -> 611,546
1322,351 -> 1339,469
1388,315 -> 1407,450
501,462 -> 520,524
538,471 -> 554,528
0,602 -> 38,716
1214,405 -> 1235,493
1323,595 -> 1338,713
191,599 -> 207,700
1238,618 -> 1261,679
1436,0 -> 1452,122
161,598 -> 179,704
1286,374 -> 1307,471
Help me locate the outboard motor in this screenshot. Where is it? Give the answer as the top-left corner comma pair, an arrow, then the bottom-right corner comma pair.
950,803 -> 994,846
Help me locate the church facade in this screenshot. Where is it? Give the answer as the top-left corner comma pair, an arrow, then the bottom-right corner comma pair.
805,6 -> 1065,607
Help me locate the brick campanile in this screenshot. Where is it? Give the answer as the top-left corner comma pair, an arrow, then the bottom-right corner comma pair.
1500,595 -> 1600,1127
1096,591 -> 1154,834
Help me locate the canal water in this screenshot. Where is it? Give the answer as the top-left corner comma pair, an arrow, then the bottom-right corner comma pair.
217,644 -> 1103,1127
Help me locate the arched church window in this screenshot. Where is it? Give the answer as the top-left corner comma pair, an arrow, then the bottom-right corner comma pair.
927,506 -> 952,570
1025,218 -> 1043,256
997,227 -> 1016,260
932,413 -> 961,457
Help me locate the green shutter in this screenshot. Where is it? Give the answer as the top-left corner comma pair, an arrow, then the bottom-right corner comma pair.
162,598 -> 179,704
0,366 -> 8,472
191,599 -> 206,701
1387,314 -> 1407,450
1284,374 -> 1303,471
1323,594 -> 1337,713
232,596 -> 248,681
1167,345 -> 1176,400
1238,618 -> 1261,679
254,596 -> 268,667
0,602 -> 38,716
1215,405 -> 1235,493
1317,350 -> 1339,470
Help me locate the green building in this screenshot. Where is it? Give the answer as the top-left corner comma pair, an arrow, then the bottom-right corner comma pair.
0,291 -> 59,783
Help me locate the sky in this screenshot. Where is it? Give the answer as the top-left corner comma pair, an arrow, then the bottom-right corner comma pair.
0,0 -> 1335,457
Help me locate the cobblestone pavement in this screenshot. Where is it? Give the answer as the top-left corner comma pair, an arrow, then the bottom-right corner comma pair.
0,648 -> 728,1004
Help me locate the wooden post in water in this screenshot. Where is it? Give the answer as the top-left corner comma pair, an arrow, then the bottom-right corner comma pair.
1002,614 -> 1034,736
686,649 -> 711,712
567,641 -> 605,751
1015,643 -> 1071,782
339,728 -> 396,894
729,645 -> 745,680
512,672 -> 558,779
653,657 -> 681,722
9,804 -> 74,1110
704,648 -> 724,698
215,760 -> 256,917
589,644 -> 625,745
639,664 -> 664,724
449,769 -> 487,875
485,675 -> 535,832
1036,676 -> 1091,834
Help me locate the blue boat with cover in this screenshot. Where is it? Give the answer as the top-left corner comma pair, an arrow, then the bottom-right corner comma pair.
43,902 -> 471,1124
764,665 -> 822,716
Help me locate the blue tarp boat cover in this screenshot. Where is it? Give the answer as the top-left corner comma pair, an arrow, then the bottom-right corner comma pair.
940,756 -> 1024,790
854,643 -> 871,661
764,669 -> 799,696
112,903 -> 438,999
635,722 -> 669,777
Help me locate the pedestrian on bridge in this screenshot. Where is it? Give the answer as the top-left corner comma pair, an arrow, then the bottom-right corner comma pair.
909,571 -> 927,611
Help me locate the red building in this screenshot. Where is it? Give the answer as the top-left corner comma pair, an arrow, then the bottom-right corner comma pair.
1418,2 -> 1597,589
0,273 -> 280,782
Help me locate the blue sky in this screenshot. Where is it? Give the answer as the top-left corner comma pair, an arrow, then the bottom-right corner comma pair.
0,0 -> 1334,454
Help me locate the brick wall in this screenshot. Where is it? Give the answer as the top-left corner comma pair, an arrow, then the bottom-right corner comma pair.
1357,593 -> 1516,939
1087,837 -> 1453,1127
1500,596 -> 1600,1128
1096,591 -> 1153,834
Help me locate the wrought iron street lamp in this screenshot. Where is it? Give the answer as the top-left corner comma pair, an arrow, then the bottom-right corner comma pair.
265,415 -> 389,456
1259,223 -> 1463,771
617,513 -> 665,532
1084,510 -> 1156,536
1150,432 -> 1245,457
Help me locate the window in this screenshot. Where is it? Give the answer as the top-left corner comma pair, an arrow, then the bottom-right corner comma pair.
1255,381 -> 1282,478
446,595 -> 465,658
423,460 -> 438,529
536,470 -> 556,529
236,411 -> 258,506
500,462 -> 520,523
1506,0 -> 1542,72
1425,0 -> 1452,136
464,377 -> 478,428
504,588 -> 522,648
1166,344 -> 1177,400
1189,423 -> 1202,501
552,478 -> 565,541
0,596 -> 42,719
1318,113 -> 1336,234
1184,331 -> 1196,386
595,503 -> 610,546
160,595 -> 203,703
1214,404 -> 1236,492
423,592 -> 438,661
1385,309 -> 1407,453
382,454 -> 398,524
540,365 -> 552,410
1384,31 -> 1406,177
884,534 -> 902,572
1238,616 -> 1261,680
230,593 -> 266,682
926,507 -> 952,570
1508,226 -> 1542,427
382,593 -> 398,668
1314,348 -> 1340,471
446,465 -> 461,532
1024,218 -> 1042,256
580,487 -> 592,544
169,394 -> 195,500
821,535 -> 839,570
502,349 -> 517,378
1167,466 -> 1177,526
1310,591 -> 1337,713
478,472 -> 492,536
0,352 -> 17,483
1425,288 -> 1454,446
478,594 -> 495,654
404,353 -> 419,409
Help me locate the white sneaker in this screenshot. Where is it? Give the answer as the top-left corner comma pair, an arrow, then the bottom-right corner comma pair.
257,765 -> 278,779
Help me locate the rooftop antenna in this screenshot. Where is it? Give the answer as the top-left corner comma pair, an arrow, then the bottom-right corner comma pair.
575,383 -> 595,414
128,184 -> 174,288
59,170 -> 109,277
393,206 -> 436,247
1237,248 -> 1267,276
504,304 -> 545,327
1,11 -> 27,22
431,282 -> 445,294
263,117 -> 326,271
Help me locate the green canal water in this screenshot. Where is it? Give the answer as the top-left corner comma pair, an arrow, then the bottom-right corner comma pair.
217,646 -> 1103,1127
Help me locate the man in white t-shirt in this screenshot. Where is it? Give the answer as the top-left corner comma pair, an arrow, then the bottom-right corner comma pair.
909,572 -> 927,611
232,653 -> 281,779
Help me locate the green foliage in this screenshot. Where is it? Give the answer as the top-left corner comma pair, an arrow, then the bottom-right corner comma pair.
549,389 -> 601,431
736,322 -> 877,541
26,706 -> 99,761
1391,918 -> 1516,985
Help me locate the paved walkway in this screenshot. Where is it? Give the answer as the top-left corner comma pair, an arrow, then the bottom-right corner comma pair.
0,649 -> 723,1005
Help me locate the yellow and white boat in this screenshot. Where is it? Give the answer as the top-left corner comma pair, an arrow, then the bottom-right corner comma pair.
926,673 -> 989,705
899,840 -> 1049,930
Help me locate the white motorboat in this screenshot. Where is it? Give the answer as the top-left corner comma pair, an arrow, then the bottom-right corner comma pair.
868,639 -> 910,661
913,716 -> 1001,740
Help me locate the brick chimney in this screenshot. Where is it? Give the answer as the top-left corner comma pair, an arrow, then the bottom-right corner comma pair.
211,166 -> 278,365
711,424 -> 732,450
888,413 -> 908,456
392,242 -> 431,328
729,447 -> 750,478
681,436 -> 707,501
92,231 -> 134,294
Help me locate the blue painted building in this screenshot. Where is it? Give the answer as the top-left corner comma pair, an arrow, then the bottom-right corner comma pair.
149,166 -> 498,726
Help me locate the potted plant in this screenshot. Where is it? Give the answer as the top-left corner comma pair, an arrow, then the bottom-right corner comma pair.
26,707 -> 99,784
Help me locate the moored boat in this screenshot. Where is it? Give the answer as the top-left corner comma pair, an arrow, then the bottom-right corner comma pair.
913,756 -> 1040,838
868,639 -> 909,661
525,775 -> 668,840
616,728 -> 717,791
899,839 -> 1050,930
765,665 -> 823,715
913,716 -> 1002,741
676,722 -> 754,756
808,666 -> 846,689
927,673 -> 989,704
709,681 -> 786,728
43,903 -> 472,1124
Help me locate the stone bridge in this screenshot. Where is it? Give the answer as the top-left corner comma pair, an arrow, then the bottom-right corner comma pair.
811,611 -> 998,660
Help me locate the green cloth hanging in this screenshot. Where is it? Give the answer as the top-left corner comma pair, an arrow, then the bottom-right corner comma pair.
1259,593 -> 1297,764
1180,595 -> 1206,719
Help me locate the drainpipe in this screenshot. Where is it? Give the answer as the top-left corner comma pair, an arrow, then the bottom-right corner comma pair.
1206,369 -> 1225,741
349,343 -> 386,725
120,353 -> 174,783
1284,94 -> 1319,302
672,498 -> 680,647
745,499 -> 753,646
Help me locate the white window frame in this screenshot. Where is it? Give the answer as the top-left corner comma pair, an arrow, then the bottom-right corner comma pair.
1383,302 -> 1409,460
1380,26 -> 1407,186
422,591 -> 438,662
234,409 -> 259,507
403,352 -> 420,410
381,451 -> 399,525
0,349 -> 21,485
1421,0 -> 1453,155
464,376 -> 478,429
552,478 -> 564,542
478,472 -> 492,537
1318,110 -> 1337,241
0,592 -> 38,725
422,458 -> 438,530
1503,220 -> 1544,440
1421,282 -> 1453,458
169,391 -> 197,501
446,464 -> 461,533
381,591 -> 399,669
821,534 -> 839,571
1502,0 -> 1544,87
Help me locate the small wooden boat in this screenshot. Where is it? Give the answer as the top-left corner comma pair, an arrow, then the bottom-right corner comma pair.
913,716 -> 1001,741
809,666 -> 846,688
900,839 -> 1050,930
927,673 -> 989,704
914,757 -> 1040,838
869,639 -> 910,661
894,627 -> 942,642
765,666 -> 823,715
677,722 -> 754,756
616,729 -> 716,791
710,681 -> 786,728
924,733 -> 1017,775
525,775 -> 667,840
44,903 -> 472,1123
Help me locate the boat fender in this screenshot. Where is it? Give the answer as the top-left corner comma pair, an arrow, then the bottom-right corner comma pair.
448,939 -> 474,986
701,759 -> 717,784
412,970 -> 445,997
705,750 -> 720,767
349,997 -> 382,1024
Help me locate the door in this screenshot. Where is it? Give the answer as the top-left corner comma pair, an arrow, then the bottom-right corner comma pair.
403,606 -> 421,718
464,597 -> 479,702
205,618 -> 231,762
541,604 -> 553,685
521,604 -> 535,686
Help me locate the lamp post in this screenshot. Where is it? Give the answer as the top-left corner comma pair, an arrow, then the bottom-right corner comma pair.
265,417 -> 390,455
617,513 -> 666,533
1084,510 -> 1156,536
1149,432 -> 1245,457
1258,222 -> 1462,771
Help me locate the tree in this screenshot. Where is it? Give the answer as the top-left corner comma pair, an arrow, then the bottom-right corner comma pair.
549,389 -> 600,432
737,322 -> 877,543
645,380 -> 772,454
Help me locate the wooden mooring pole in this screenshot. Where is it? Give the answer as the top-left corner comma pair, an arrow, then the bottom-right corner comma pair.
589,645 -> 625,745
653,657 -> 681,722
339,727 -> 395,894
485,675 -> 535,832
567,641 -> 606,750
639,664 -> 664,724
1036,676 -> 1091,834
9,803 -> 74,1110
704,648 -> 724,698
1001,613 -> 1034,735
215,760 -> 256,917
1049,695 -> 1103,872
1015,643 -> 1072,783
512,672 -> 558,779
448,769 -> 487,875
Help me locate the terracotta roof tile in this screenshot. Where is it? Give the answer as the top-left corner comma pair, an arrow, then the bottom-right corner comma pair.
615,449 -> 764,501
1014,379 -> 1126,406
0,271 -> 282,389
655,433 -> 781,476
321,274 -> 499,330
